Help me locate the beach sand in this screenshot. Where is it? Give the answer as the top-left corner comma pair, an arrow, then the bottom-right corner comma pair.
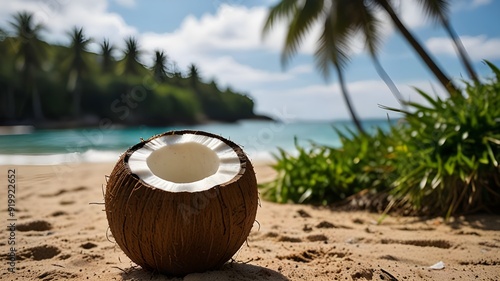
1,162 -> 499,280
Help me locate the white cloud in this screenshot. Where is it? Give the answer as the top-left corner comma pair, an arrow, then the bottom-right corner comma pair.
252,79 -> 446,120
113,0 -> 136,8
426,35 -> 500,61
199,56 -> 292,87
0,0 -> 137,48
288,64 -> 314,75
138,4 -> 317,89
453,0 -> 492,11
397,1 -> 429,29
140,4 -> 287,56
471,0 -> 492,8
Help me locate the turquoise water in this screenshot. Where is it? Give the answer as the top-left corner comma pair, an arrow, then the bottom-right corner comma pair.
0,119 -> 394,165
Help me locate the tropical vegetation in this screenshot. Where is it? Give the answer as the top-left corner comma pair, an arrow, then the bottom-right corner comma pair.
261,63 -> 500,218
261,0 -> 499,218
0,12 -> 262,127
386,63 -> 500,217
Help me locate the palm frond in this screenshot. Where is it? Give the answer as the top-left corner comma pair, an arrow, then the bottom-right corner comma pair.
353,0 -> 381,55
281,0 -> 325,66
122,36 -> 144,75
151,50 -> 168,80
9,11 -> 46,69
415,0 -> 449,23
262,0 -> 298,37
188,63 -> 201,80
484,60 -> 500,81
100,39 -> 115,56
314,8 -> 349,80
68,27 -> 92,49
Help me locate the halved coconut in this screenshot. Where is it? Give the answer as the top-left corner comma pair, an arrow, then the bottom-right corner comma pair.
104,130 -> 258,276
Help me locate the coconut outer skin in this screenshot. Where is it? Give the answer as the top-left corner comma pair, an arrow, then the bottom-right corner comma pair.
104,130 -> 258,276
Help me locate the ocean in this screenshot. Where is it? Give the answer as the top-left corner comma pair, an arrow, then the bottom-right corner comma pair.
0,119 -> 394,165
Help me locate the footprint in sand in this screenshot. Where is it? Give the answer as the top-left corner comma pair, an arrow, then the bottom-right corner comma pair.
16,220 -> 52,232
478,241 -> 500,248
316,221 -> 335,228
459,259 -> 500,266
40,186 -> 88,197
81,242 -> 98,249
316,220 -> 353,229
307,234 -> 328,242
51,211 -> 68,217
278,249 -> 323,263
351,268 -> 374,280
255,231 -> 304,243
38,270 -> 78,281
278,235 -> 302,243
19,245 -> 61,261
380,239 -> 452,249
379,254 -> 399,261
296,209 -> 312,218
261,232 -> 279,239
59,200 -> 75,205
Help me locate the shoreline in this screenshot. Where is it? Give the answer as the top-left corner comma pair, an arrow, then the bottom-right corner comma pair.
0,114 -> 276,132
0,150 -> 277,166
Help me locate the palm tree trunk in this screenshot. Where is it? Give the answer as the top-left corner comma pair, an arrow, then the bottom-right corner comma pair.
335,64 -> 365,135
32,85 -> 44,121
28,67 -> 44,121
440,16 -> 479,83
73,75 -> 82,119
371,54 -> 407,109
7,86 -> 16,119
377,0 -> 461,98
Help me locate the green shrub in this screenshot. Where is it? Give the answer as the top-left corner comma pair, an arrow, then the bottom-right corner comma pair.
260,126 -> 398,205
387,62 -> 500,217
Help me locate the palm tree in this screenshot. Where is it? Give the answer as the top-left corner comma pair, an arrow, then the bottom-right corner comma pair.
151,50 -> 168,82
415,0 -> 478,83
9,11 -> 45,121
67,26 -> 92,118
263,0 -> 366,133
337,0 -> 406,107
188,63 -> 202,90
188,64 -> 200,81
0,27 -> 7,48
100,38 -> 116,73
263,0 -> 463,126
372,0 -> 460,96
121,36 -> 144,76
0,27 -> 16,120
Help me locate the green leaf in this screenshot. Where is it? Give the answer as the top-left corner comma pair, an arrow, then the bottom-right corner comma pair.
298,188 -> 313,203
485,143 -> 499,167
412,87 -> 442,108
484,60 -> 500,81
444,157 -> 457,175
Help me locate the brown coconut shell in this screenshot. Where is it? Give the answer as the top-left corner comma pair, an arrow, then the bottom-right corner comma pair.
104,130 -> 258,276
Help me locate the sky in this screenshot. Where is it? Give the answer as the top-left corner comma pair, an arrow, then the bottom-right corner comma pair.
1,0 -> 499,121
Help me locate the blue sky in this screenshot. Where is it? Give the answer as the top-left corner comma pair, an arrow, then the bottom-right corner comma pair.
1,0 -> 499,121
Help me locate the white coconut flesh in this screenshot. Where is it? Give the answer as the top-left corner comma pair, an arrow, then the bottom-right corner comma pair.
127,133 -> 241,192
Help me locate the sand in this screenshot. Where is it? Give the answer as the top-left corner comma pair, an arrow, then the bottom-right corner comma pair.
1,162 -> 499,281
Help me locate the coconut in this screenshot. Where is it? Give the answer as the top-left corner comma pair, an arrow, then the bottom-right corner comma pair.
104,130 -> 258,276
